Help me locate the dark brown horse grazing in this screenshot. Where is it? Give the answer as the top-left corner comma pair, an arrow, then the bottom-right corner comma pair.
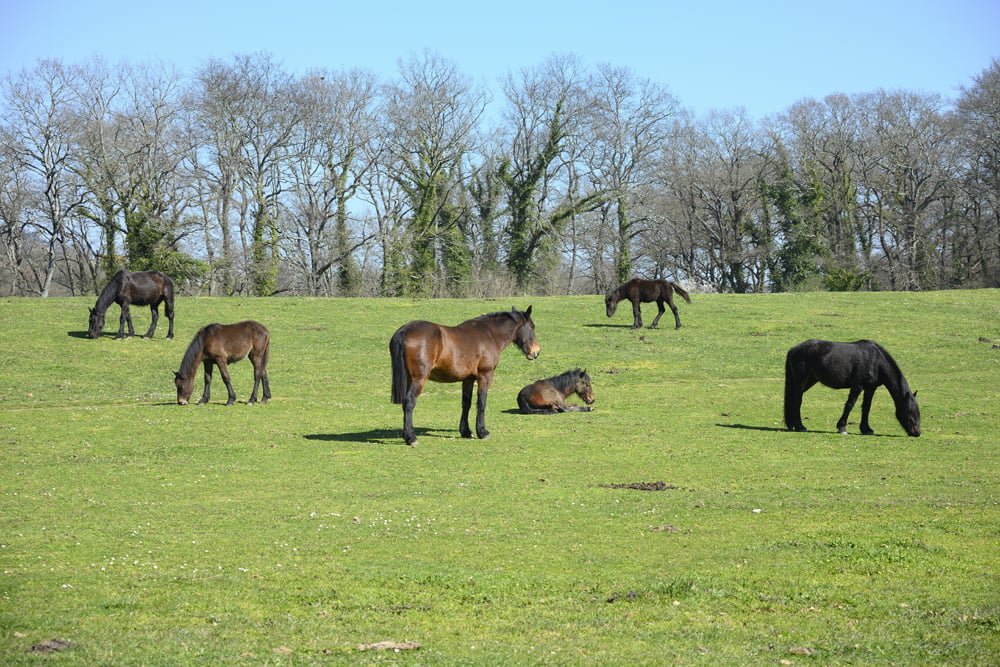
784,339 -> 921,436
605,278 -> 691,329
89,270 -> 175,339
174,321 -> 271,406
390,307 -> 539,446
517,368 -> 595,414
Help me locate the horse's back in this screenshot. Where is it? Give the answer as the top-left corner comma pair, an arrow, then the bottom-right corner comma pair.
202,321 -> 268,361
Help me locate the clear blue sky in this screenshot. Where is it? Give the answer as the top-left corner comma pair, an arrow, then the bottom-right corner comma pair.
1,0 -> 997,119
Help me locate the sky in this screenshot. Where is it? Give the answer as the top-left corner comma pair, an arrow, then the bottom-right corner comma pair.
1,0 -> 997,119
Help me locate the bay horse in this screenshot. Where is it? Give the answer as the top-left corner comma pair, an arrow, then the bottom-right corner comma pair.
174,321 -> 271,406
88,270 -> 175,339
517,368 -> 595,414
389,306 -> 539,446
605,278 -> 691,329
784,339 -> 920,436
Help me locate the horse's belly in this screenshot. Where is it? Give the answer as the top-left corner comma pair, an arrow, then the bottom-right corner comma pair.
428,368 -> 465,383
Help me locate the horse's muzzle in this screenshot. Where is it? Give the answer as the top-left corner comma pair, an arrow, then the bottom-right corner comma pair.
525,346 -> 539,361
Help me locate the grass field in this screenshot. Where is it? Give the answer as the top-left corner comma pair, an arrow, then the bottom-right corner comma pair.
1,291 -> 998,665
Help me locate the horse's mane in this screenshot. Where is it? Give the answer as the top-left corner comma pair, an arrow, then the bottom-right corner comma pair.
468,310 -> 522,325
177,327 -> 207,379
873,342 -> 911,394
94,270 -> 126,311
546,368 -> 586,391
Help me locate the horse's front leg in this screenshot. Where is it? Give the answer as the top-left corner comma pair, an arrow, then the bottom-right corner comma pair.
474,373 -> 493,439
631,300 -> 642,329
144,304 -> 159,338
117,302 -> 132,338
198,361 -> 213,405
649,300 -> 665,328
837,386 -> 863,434
858,386 -> 877,435
216,361 -> 238,405
459,377 -> 475,438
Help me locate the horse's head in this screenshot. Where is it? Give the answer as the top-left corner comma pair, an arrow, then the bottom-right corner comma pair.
88,307 -> 104,338
174,371 -> 193,405
575,369 -> 595,405
605,292 -> 618,317
512,306 -> 539,361
897,390 -> 921,437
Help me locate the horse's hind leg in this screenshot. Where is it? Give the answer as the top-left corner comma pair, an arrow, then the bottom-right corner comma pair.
650,300 -> 665,328
669,299 -> 682,329
837,386 -> 863,434
858,386 -> 876,435
402,381 -> 422,446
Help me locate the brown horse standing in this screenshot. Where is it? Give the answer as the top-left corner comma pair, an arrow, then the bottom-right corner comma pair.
517,368 -> 595,414
174,321 -> 271,406
605,278 -> 691,329
390,307 -> 539,446
88,270 -> 175,339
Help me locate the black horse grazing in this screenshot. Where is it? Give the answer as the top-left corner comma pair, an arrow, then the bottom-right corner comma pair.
174,321 -> 271,406
605,278 -> 691,329
88,270 -> 175,339
517,368 -> 595,414
390,307 -> 539,446
784,339 -> 921,437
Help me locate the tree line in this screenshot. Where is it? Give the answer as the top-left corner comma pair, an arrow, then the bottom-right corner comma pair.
1,51 -> 997,297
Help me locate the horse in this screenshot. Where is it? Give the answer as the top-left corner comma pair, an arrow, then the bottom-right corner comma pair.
389,306 -> 539,446
174,321 -> 271,406
784,339 -> 921,437
88,270 -> 175,339
605,278 -> 691,329
517,368 -> 595,414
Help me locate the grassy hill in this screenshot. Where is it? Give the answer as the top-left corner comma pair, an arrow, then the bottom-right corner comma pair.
1,291 -> 998,664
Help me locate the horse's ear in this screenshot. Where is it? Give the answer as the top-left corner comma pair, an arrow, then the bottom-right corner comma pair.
89,307 -> 95,314
913,390 -> 917,397
173,371 -> 181,380
524,305 -> 532,317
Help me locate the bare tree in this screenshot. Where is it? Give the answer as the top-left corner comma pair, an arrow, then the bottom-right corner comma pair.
283,69 -> 378,295
1,60 -> 87,295
381,51 -> 486,296
584,63 -> 678,284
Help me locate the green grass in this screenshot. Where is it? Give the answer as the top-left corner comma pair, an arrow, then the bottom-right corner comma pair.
1,291 -> 998,665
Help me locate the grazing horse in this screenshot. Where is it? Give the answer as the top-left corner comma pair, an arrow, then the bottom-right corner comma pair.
88,270 -> 175,339
784,339 -> 921,436
517,368 -> 595,414
605,278 -> 691,329
174,321 -> 271,406
390,307 -> 539,446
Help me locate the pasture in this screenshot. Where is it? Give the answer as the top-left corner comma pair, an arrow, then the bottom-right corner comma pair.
1,291 -> 998,665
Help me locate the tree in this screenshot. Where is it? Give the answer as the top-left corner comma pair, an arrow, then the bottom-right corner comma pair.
285,69 -> 378,295
585,64 -> 678,284
498,54 -> 603,289
956,58 -> 1000,286
191,53 -> 299,296
0,60 -> 87,296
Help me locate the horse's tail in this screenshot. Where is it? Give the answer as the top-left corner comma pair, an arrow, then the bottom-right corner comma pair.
671,282 -> 692,303
389,327 -> 410,404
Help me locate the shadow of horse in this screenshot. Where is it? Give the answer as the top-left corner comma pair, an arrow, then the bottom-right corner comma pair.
716,422 -> 903,436
304,427 -> 453,445
68,330 -> 95,339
